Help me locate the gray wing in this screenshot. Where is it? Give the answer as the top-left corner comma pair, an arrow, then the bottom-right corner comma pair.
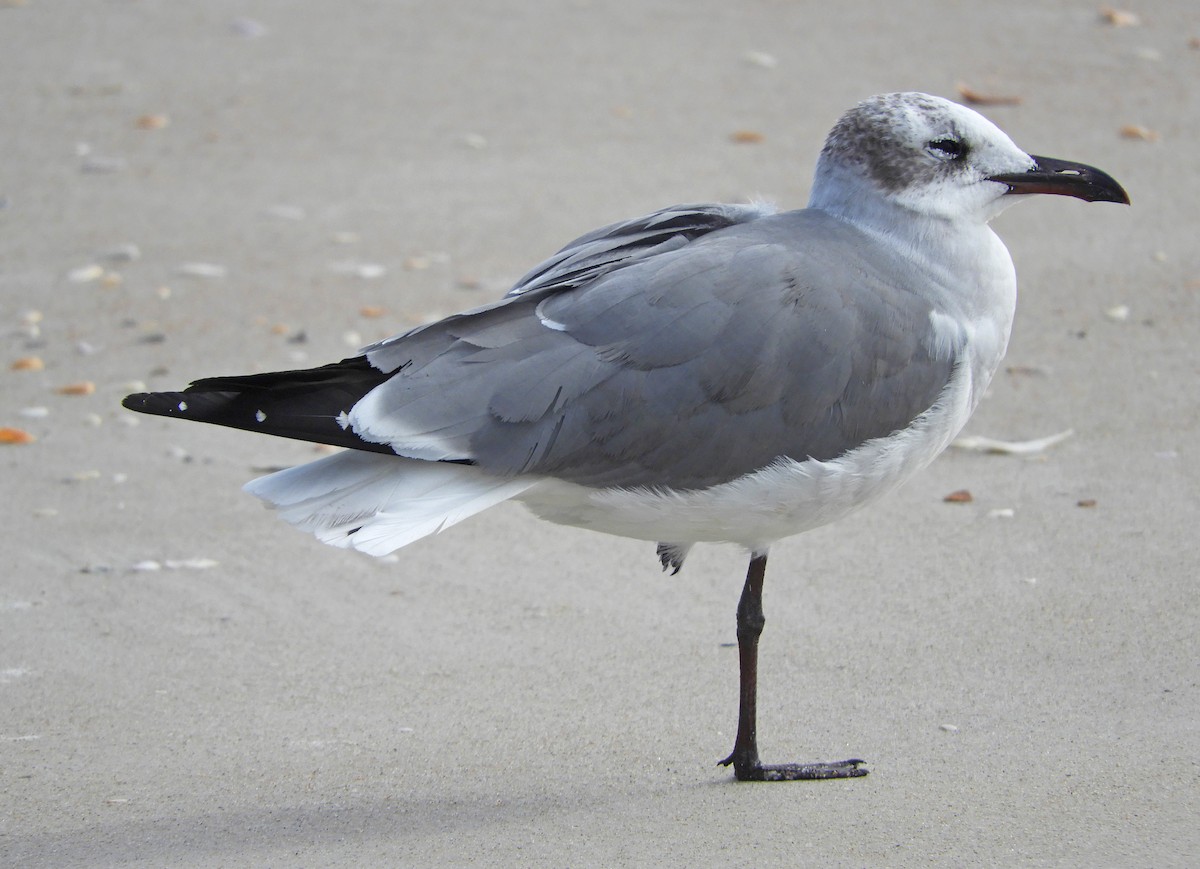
351,208 -> 956,490
505,202 -> 779,296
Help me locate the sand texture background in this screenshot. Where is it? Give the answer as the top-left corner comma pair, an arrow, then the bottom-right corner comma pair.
2,1 -> 1197,866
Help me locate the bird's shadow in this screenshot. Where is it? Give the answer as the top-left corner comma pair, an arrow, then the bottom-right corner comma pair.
5,793 -> 576,866
5,777 -> 747,866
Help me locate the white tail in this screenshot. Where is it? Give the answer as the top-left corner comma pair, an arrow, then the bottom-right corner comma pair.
244,450 -> 536,557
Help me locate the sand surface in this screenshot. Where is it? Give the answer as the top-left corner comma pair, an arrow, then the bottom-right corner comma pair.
2,2 -> 1197,866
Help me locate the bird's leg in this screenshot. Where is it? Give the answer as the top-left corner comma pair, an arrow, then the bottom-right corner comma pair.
718,553 -> 868,781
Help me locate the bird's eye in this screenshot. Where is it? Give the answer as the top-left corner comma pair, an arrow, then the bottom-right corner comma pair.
928,138 -> 967,160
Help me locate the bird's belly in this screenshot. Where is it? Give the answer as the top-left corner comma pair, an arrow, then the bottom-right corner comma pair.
518,357 -> 977,552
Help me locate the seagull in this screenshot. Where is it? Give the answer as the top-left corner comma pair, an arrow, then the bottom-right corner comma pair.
124,92 -> 1128,781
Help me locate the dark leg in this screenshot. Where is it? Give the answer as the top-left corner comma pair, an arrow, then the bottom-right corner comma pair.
718,553 -> 868,781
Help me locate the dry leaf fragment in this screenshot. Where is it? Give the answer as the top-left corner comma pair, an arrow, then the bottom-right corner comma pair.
56,381 -> 96,396
730,130 -> 765,144
359,305 -> 387,318
1077,499 -> 1098,508
943,489 -> 974,503
0,428 -> 36,445
1120,124 -> 1159,141
956,84 -> 1023,106
1100,6 -> 1140,26
11,356 -> 44,372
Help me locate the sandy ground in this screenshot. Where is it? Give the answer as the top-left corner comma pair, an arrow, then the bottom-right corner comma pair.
2,1 -> 1197,866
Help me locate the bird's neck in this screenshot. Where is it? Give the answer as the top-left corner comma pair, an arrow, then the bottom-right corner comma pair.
809,167 -> 1004,295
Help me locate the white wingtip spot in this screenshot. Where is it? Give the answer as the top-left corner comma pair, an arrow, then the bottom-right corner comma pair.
177,401 -> 188,412
255,409 -> 267,423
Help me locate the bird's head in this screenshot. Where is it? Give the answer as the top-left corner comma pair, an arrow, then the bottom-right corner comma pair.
810,92 -> 1129,225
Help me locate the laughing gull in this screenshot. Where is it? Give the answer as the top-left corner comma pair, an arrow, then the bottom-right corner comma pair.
124,92 -> 1128,781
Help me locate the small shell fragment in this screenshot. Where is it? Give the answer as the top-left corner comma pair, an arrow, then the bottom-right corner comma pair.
939,723 -> 960,733
163,558 -> 219,570
56,381 -> 96,397
99,243 -> 141,263
1099,6 -> 1140,26
68,264 -> 105,283
0,428 -> 36,445
135,113 -> 170,130
952,429 -> 1074,455
987,508 -> 1015,519
943,489 -> 974,503
56,381 -> 96,396
742,50 -> 779,69
956,84 -> 1022,106
1120,124 -> 1160,142
11,356 -> 44,371
730,130 -> 765,144
229,17 -> 268,38
329,261 -> 386,279
176,262 -> 228,279
80,155 -> 127,174
264,204 -> 306,220
1105,304 -> 1131,321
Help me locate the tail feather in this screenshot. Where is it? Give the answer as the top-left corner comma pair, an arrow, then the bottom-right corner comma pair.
243,450 -> 536,556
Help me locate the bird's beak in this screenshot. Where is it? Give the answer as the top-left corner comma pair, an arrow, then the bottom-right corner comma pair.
988,155 -> 1130,204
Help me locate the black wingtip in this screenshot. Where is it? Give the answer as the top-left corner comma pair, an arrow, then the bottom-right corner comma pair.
122,391 -> 188,417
